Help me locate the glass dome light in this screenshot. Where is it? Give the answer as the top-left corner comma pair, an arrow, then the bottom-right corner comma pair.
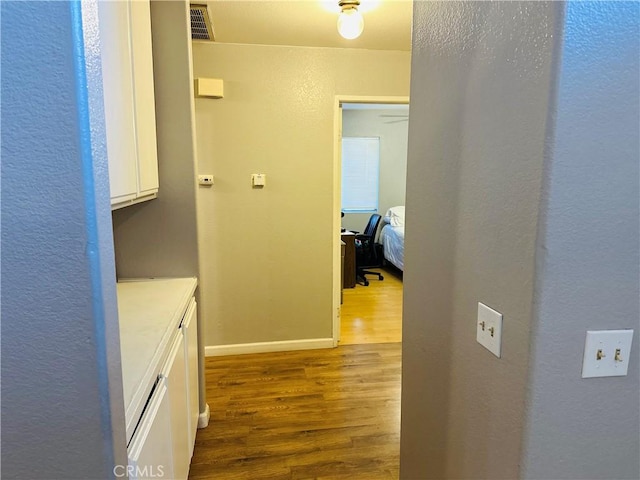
337,1 -> 364,40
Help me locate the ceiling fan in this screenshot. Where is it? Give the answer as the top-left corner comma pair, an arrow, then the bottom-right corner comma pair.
380,114 -> 409,124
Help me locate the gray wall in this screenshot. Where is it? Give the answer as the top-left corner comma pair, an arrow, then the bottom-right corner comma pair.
342,108 -> 408,234
522,2 -> 640,478
1,1 -> 127,478
401,1 -> 639,479
400,2 -> 561,478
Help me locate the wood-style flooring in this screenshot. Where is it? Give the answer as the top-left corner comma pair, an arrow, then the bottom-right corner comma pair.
340,267 -> 403,345
189,267 -> 403,480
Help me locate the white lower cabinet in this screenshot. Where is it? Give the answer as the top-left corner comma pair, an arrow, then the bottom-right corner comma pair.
162,327 -> 190,480
127,378 -> 173,480
182,299 -> 199,457
127,296 -> 199,480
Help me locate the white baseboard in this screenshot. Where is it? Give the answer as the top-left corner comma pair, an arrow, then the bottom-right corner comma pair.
205,338 -> 335,357
197,403 -> 210,429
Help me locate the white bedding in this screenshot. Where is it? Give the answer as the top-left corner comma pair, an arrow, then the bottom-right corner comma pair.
379,223 -> 405,271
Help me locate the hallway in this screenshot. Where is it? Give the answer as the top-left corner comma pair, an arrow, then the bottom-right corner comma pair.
189,343 -> 401,480
189,268 -> 403,479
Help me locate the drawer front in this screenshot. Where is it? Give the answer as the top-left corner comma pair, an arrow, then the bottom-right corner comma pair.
162,326 -> 190,480
127,377 -> 174,480
182,298 -> 199,456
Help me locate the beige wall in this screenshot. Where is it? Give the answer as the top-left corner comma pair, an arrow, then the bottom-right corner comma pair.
192,43 -> 410,347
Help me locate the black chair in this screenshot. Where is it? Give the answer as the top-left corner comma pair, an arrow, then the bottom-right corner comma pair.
354,214 -> 384,286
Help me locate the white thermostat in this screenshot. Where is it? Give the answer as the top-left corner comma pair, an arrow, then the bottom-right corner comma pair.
198,175 -> 214,186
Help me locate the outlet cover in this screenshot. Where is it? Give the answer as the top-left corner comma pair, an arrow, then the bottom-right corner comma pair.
477,302 -> 503,358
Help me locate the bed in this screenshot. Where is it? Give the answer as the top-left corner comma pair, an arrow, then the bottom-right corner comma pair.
379,206 -> 405,271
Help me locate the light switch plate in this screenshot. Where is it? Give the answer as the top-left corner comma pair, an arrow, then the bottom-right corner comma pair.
477,302 -> 503,358
251,173 -> 266,187
582,329 -> 634,378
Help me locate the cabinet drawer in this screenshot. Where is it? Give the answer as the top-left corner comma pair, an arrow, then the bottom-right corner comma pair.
162,325 -> 190,480
127,377 -> 174,480
182,298 -> 199,457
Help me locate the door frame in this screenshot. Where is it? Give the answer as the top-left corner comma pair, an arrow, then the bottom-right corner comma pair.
332,95 -> 410,346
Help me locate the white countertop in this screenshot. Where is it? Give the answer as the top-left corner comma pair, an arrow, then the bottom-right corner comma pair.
117,277 -> 197,444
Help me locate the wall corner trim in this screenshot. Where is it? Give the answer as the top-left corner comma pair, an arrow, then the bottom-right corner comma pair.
205,338 -> 335,356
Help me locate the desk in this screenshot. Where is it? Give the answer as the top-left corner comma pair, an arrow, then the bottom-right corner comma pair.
341,232 -> 356,288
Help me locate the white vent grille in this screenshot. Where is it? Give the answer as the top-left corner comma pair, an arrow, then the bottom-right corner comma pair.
190,4 -> 214,41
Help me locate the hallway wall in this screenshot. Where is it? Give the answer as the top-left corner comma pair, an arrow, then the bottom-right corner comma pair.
522,2 -> 640,477
401,1 -> 639,479
1,1 -> 126,477
192,42 -> 410,349
400,2 -> 562,478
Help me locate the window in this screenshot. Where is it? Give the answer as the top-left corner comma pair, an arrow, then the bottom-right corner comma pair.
341,137 -> 380,213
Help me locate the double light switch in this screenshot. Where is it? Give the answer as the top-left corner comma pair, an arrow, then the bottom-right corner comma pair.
477,302 -> 503,358
582,329 -> 634,378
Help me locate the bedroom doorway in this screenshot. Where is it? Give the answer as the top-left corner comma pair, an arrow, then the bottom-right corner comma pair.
332,96 -> 409,346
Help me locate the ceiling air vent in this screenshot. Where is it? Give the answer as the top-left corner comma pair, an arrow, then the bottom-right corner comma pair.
190,4 -> 215,41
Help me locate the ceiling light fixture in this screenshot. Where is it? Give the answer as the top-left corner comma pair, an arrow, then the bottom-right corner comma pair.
337,0 -> 364,40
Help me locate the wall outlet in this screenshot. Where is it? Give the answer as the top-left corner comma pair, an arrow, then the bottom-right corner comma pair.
477,302 -> 503,358
582,329 -> 634,378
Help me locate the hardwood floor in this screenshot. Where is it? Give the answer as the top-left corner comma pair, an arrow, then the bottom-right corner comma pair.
189,267 -> 403,479
340,267 -> 403,345
189,343 -> 401,480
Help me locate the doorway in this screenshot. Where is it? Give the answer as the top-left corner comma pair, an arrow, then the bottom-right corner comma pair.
332,96 -> 409,346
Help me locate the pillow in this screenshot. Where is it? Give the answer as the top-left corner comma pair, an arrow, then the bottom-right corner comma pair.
384,206 -> 405,227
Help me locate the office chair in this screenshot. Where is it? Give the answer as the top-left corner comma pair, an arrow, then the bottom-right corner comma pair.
355,213 -> 384,286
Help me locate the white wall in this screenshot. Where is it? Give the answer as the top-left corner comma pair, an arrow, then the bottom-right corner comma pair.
341,108 -> 408,234
192,42 -> 410,349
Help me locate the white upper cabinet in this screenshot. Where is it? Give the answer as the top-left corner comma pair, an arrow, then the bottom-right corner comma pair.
99,0 -> 159,210
129,0 -> 159,197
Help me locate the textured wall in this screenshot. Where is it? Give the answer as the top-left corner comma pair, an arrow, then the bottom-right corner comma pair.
522,2 -> 640,478
341,108 -> 409,234
192,43 -> 410,346
400,2 -> 561,478
1,1 -> 126,478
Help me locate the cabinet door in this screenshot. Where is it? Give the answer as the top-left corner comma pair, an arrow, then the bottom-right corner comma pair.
129,0 -> 159,196
182,299 -> 199,457
127,377 -> 174,480
162,330 -> 190,480
98,0 -> 138,205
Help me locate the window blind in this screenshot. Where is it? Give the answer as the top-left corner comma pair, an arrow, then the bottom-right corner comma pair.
341,137 -> 380,213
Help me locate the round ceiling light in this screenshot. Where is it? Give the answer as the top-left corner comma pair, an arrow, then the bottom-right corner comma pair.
337,0 -> 364,40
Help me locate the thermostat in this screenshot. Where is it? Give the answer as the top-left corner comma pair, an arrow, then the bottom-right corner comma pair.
198,175 -> 214,186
